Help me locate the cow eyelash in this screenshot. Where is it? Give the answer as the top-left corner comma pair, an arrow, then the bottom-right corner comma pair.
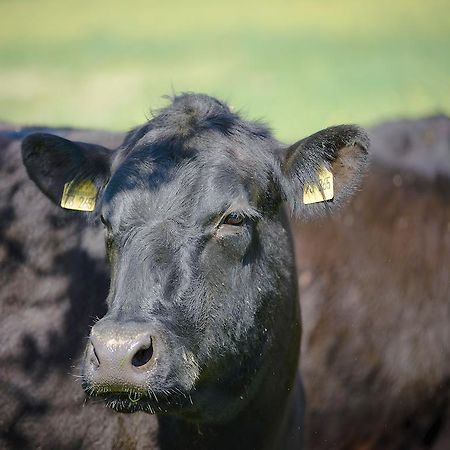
217,206 -> 261,228
222,211 -> 245,226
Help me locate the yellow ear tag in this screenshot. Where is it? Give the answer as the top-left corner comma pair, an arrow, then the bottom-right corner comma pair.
60,179 -> 97,211
303,166 -> 334,205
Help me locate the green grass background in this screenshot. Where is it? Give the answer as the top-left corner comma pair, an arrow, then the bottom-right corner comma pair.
0,0 -> 449,141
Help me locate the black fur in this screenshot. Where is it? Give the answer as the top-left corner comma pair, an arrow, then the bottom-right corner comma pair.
20,93 -> 368,450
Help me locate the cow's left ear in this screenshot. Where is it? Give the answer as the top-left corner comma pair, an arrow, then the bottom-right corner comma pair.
22,133 -> 112,212
277,125 -> 369,219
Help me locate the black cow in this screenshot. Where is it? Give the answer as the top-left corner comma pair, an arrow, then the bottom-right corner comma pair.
297,115 -> 450,450
2,113 -> 449,450
18,93 -> 368,450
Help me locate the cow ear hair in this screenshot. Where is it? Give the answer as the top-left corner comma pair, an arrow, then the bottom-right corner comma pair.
277,125 -> 369,219
22,133 -> 112,211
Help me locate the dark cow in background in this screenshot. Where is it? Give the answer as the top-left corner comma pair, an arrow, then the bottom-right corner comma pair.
0,108 -> 448,449
298,115 -> 450,450
0,126 -> 160,449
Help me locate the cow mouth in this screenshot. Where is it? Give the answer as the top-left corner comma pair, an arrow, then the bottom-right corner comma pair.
83,384 -> 186,414
97,391 -> 155,413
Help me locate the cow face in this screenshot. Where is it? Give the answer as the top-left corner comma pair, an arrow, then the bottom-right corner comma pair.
22,94 -> 368,418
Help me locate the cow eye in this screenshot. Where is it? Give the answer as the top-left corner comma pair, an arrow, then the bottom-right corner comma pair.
223,212 -> 245,226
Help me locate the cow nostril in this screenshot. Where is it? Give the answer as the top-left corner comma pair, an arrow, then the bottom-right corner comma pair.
90,342 -> 100,368
131,339 -> 153,368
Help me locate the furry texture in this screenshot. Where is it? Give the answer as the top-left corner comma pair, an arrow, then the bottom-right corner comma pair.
6,93 -> 367,449
298,115 -> 450,450
3,114 -> 449,449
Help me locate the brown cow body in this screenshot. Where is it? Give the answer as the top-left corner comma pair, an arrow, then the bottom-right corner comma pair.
299,115 -> 450,449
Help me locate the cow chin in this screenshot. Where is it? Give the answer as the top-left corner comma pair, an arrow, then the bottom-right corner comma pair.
98,391 -> 155,414
81,381 -> 190,415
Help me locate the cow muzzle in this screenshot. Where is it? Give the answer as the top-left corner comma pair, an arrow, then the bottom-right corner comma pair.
82,320 -> 157,394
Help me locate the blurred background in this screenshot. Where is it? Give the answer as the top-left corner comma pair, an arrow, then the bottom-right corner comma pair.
1,2 -> 450,449
0,0 -> 449,141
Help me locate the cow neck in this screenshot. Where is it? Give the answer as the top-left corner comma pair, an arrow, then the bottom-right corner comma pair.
157,307 -> 303,449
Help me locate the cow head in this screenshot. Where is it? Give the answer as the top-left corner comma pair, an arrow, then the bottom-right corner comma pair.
22,93 -> 368,419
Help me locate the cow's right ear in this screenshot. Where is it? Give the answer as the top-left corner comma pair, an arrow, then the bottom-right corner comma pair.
22,133 -> 112,211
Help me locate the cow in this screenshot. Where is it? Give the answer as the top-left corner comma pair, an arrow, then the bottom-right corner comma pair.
1,109 -> 449,450
15,93 -> 368,450
298,115 -> 450,450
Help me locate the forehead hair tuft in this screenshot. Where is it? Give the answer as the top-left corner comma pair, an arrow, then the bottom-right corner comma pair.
120,93 -> 274,156
157,93 -> 240,137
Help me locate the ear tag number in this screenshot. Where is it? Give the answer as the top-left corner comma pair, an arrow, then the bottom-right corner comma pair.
303,166 -> 334,205
61,180 -> 97,211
